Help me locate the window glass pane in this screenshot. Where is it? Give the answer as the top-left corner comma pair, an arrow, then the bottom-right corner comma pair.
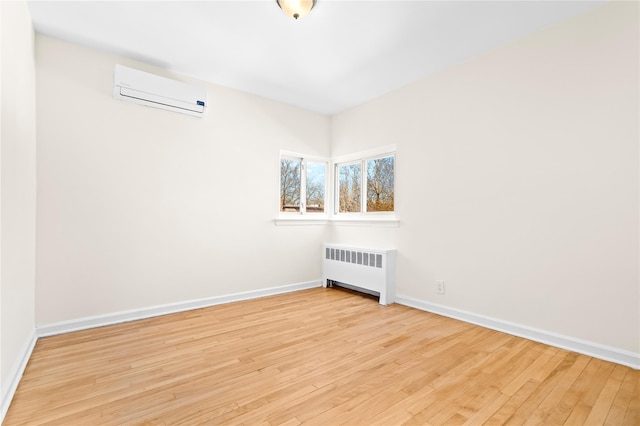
306,161 -> 325,213
280,158 -> 301,212
367,156 -> 395,212
338,163 -> 362,212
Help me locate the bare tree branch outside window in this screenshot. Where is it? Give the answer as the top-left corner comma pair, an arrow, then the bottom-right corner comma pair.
367,156 -> 395,212
280,158 -> 301,212
338,163 -> 361,212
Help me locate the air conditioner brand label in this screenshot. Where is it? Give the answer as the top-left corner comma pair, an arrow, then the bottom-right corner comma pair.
197,100 -> 205,106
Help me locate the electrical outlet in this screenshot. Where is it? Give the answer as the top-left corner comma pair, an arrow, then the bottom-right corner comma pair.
436,280 -> 445,294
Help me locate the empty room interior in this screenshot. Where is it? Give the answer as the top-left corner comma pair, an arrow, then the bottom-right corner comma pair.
1,0 -> 639,424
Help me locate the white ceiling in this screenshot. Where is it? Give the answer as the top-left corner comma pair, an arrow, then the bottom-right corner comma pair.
27,0 -> 604,115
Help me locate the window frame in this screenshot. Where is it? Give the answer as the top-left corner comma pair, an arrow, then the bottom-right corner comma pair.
333,146 -> 396,219
335,160 -> 363,214
277,151 -> 330,223
364,154 -> 396,213
305,159 -> 329,214
276,146 -> 398,227
279,155 -> 303,213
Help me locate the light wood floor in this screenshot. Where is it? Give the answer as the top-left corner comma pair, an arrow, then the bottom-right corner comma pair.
5,287 -> 639,425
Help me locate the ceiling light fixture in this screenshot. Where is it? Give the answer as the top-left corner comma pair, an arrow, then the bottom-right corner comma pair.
276,0 -> 316,20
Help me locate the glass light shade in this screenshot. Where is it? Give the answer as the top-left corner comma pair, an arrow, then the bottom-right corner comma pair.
276,0 -> 316,20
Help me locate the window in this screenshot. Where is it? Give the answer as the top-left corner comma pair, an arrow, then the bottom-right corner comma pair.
280,155 -> 327,214
306,161 -> 326,212
337,162 -> 361,212
278,146 -> 396,225
335,154 -> 395,214
280,157 -> 301,212
366,156 -> 395,212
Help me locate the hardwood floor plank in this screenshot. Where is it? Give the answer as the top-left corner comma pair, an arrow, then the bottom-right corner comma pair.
522,353 -> 591,425
503,351 -> 577,424
621,368 -> 640,426
462,391 -> 510,425
584,364 -> 628,425
483,379 -> 540,425
4,287 -> 638,425
563,359 -> 616,425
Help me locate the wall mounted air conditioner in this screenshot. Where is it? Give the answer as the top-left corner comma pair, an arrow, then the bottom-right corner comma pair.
113,65 -> 207,117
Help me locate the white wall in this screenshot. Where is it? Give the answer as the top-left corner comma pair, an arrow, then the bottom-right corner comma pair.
35,36 -> 331,325
330,2 -> 639,355
0,0 -> 37,405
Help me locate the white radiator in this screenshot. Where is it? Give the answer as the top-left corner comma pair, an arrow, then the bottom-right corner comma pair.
322,243 -> 397,305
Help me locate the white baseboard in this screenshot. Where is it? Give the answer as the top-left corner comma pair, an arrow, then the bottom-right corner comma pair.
1,328 -> 37,424
395,294 -> 640,370
37,280 -> 321,338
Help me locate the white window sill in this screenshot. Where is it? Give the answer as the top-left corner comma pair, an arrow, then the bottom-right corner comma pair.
275,216 -> 330,226
331,216 -> 399,227
275,215 -> 399,227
